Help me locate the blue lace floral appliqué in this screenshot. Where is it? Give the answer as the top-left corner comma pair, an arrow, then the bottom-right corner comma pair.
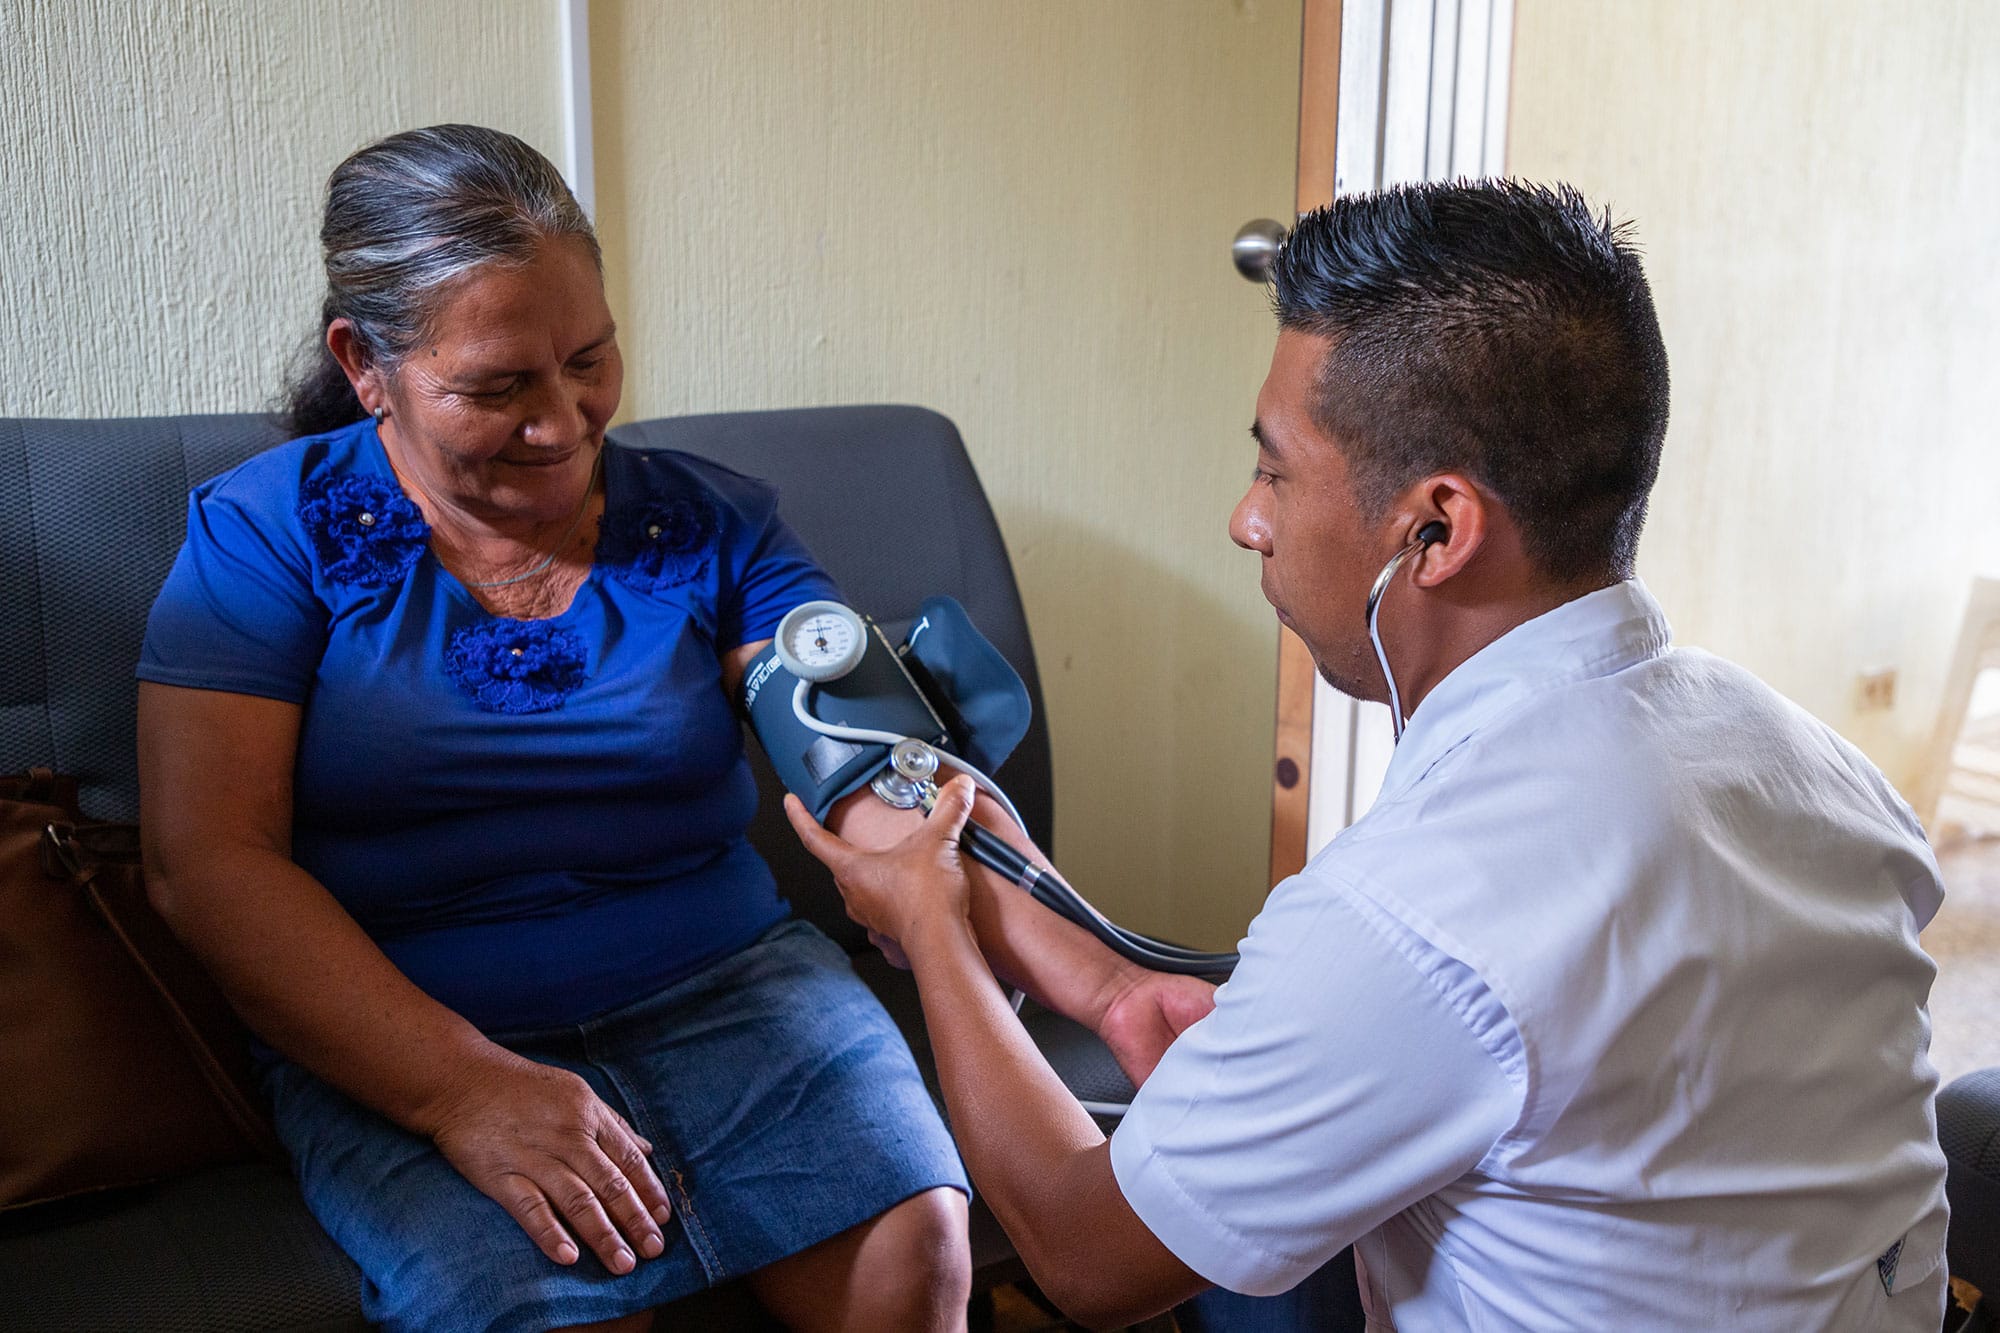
444,619 -> 589,714
298,474 -> 429,588
600,494 -> 719,593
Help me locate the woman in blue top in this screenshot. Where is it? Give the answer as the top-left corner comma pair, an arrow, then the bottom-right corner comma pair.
136,125 -> 970,1333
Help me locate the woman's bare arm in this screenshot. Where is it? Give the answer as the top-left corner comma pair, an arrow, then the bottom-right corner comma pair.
140,683 -> 486,1118
137,682 -> 673,1274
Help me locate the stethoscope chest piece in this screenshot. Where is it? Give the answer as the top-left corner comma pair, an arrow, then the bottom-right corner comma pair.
890,739 -> 941,784
871,739 -> 944,811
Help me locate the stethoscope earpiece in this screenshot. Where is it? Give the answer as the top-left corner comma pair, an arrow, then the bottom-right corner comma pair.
1366,522 -> 1448,744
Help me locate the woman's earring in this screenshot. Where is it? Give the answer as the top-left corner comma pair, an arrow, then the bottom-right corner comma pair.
372,406 -> 388,424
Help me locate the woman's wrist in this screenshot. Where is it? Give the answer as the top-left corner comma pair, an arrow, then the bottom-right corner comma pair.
1082,954 -> 1154,1036
395,1033 -> 521,1138
903,909 -> 982,969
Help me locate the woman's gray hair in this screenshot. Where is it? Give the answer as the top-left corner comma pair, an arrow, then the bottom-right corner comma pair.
283,124 -> 599,438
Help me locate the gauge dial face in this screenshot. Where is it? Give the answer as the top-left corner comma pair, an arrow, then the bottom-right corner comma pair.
789,613 -> 857,669
775,601 -> 867,682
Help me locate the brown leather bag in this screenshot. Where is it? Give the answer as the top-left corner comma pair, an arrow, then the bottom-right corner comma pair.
1,769 -> 279,1210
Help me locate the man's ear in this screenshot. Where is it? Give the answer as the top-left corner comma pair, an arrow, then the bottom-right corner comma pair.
1398,474 -> 1489,587
326,319 -> 387,417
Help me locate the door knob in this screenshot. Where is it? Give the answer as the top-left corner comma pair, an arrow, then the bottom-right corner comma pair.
1232,218 -> 1288,282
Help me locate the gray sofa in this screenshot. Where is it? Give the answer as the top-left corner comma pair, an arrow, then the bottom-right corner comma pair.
0,407 -> 1133,1330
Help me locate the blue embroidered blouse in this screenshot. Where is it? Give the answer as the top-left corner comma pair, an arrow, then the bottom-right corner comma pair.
139,418 -> 839,1033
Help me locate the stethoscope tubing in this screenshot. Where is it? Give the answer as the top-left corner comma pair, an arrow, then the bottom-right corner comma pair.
1366,536 -> 1429,744
792,681 -> 1028,829
793,682 -> 1237,976
954,823 -> 1233,975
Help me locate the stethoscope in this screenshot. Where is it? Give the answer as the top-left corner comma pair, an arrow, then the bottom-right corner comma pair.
1366,521 -> 1447,743
773,601 -> 1238,978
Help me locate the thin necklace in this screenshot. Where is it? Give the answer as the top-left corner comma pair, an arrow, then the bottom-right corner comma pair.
462,451 -> 602,590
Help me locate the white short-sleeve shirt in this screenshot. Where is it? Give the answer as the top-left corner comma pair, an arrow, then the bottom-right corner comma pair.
1110,581 -> 1949,1330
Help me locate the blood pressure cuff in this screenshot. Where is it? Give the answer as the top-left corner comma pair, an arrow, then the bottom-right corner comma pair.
898,596 -> 1032,775
741,596 -> 1032,819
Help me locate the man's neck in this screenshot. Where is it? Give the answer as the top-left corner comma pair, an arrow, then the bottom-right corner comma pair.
1398,575 -> 1621,718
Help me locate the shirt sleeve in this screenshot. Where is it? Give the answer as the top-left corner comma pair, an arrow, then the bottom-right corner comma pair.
710,476 -> 840,651
1109,875 -> 1523,1297
137,481 -> 328,704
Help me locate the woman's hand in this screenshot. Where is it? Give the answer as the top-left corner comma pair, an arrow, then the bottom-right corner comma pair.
1094,970 -> 1219,1087
784,776 -> 978,947
423,1049 -> 674,1275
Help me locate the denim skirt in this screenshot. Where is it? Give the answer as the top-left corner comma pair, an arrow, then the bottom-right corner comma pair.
264,919 -> 969,1333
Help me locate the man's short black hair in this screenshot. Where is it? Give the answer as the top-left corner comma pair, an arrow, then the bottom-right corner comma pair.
1271,179 -> 1670,584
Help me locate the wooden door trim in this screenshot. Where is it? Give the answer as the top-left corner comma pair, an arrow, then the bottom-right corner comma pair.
1269,0 -> 1342,888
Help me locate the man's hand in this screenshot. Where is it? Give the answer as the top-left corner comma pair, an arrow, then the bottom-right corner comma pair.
1095,969 -> 1218,1087
784,776 -> 979,945
424,1049 -> 674,1275
866,928 -> 913,970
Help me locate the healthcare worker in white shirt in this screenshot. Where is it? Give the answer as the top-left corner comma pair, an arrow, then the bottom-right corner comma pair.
786,180 -> 1951,1331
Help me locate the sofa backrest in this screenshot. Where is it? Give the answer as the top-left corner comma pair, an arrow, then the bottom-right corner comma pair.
1,415 -> 289,821
0,406 -> 1053,948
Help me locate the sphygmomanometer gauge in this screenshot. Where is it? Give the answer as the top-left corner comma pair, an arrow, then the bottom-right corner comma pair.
774,600 -> 869,682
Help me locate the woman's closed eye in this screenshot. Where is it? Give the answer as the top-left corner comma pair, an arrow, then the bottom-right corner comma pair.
456,377 -> 523,401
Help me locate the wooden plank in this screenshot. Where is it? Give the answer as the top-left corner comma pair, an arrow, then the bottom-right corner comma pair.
1915,576 -> 2000,830
1295,0 -> 1344,214
1271,627 -> 1321,884
1271,0 -> 1343,887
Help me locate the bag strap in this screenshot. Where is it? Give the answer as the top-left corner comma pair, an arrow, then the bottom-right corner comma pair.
40,820 -> 284,1162
3,766 -> 77,812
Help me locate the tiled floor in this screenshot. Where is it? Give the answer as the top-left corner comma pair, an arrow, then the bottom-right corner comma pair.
1924,833 -> 2000,1084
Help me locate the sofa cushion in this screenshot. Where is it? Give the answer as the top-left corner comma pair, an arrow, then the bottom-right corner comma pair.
0,1162 -> 366,1331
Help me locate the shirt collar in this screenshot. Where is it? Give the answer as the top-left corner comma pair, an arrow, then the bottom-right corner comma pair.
1375,578 -> 1674,803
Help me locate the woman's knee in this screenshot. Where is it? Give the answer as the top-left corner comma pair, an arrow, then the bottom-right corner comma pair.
879,1186 -> 973,1304
749,1186 -> 972,1331
833,1186 -> 972,1321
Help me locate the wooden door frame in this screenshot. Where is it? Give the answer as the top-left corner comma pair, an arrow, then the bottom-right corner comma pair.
1267,0 -> 1343,887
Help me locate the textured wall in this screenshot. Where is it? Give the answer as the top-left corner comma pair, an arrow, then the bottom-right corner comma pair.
1509,0 -> 2000,792
0,0 -> 564,419
595,1 -> 1300,945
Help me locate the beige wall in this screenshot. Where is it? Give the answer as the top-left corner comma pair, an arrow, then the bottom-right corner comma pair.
0,0 -> 564,418
592,2 -> 1299,946
1508,0 -> 2000,794
3,1 -> 1301,948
